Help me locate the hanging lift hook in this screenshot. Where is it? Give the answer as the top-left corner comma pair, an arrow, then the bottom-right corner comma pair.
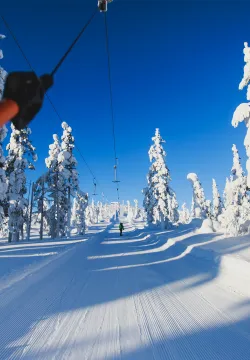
113,158 -> 120,183
93,178 -> 98,196
98,0 -> 113,12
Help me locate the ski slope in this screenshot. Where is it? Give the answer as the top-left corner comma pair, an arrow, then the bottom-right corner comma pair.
0,221 -> 250,359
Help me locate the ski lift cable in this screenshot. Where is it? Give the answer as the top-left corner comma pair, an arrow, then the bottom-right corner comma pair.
50,8 -> 98,77
104,11 -> 121,203
1,8 -> 98,78
0,1 -> 114,130
0,14 -> 104,195
104,12 -> 117,163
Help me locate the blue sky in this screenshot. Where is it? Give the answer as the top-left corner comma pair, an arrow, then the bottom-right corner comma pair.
1,0 -> 250,207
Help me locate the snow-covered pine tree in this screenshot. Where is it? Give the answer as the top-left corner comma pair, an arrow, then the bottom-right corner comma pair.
0,126 -> 8,235
232,42 -> 250,188
0,34 -> 7,99
205,200 -> 212,220
6,125 -> 37,241
167,187 -> 179,224
134,199 -> 139,219
231,144 -> 247,203
220,145 -> 250,235
143,128 -> 178,229
212,179 -> 223,220
85,206 -> 92,227
0,34 -> 8,235
57,122 -> 78,237
71,190 -> 88,235
33,174 -> 50,239
223,177 -> 234,210
187,173 -> 207,218
45,134 -> 61,238
142,186 -> 154,224
126,200 -> 134,223
97,201 -> 103,222
179,203 -> 190,224
190,196 -> 195,219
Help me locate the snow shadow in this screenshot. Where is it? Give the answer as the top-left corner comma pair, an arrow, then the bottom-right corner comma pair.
1,222 -> 250,358
10,314 -> 250,360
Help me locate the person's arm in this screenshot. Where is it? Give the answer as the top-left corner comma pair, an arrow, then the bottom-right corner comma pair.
0,99 -> 19,127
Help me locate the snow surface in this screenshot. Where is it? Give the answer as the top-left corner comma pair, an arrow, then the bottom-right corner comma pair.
0,220 -> 250,359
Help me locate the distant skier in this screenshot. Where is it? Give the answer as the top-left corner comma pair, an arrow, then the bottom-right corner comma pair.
119,222 -> 124,236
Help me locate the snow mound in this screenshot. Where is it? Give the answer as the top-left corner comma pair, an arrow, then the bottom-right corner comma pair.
198,219 -> 215,234
212,220 -> 221,232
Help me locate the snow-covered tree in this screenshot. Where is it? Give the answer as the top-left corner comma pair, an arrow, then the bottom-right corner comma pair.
187,173 -> 207,218
96,201 -> 101,223
223,177 -> 234,209
167,188 -> 179,224
6,125 -> 37,241
44,123 -> 78,238
142,186 -> 154,224
0,126 -> 8,234
126,201 -> 133,223
33,174 -> 50,239
143,128 -> 178,229
0,34 -> 7,99
212,179 -> 223,220
0,34 -> 8,234
220,145 -> 250,235
190,196 -> 195,219
232,42 -> 250,188
133,199 -> 139,219
86,199 -> 98,225
45,134 -> 61,238
205,200 -> 212,220
71,190 -> 88,235
57,122 -> 78,237
231,144 -> 247,203
179,203 -> 190,224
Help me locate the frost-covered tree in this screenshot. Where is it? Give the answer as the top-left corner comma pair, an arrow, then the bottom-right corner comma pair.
96,201 -> 101,223
71,190 -> 88,235
142,186 -> 154,224
0,126 -> 8,234
179,203 -> 190,224
231,144 -> 247,203
133,199 -> 140,219
223,177 -> 234,209
126,200 -> 133,223
45,134 -> 61,238
205,200 -> 212,220
167,188 -> 179,224
86,199 -> 98,225
6,125 -> 37,241
57,122 -> 78,237
33,174 -> 50,239
85,206 -> 92,226
190,196 -> 195,219
0,34 -> 7,99
232,42 -> 250,188
0,34 -> 8,234
220,145 -> 250,235
212,179 -> 223,220
187,173 -> 207,218
143,128 -> 178,229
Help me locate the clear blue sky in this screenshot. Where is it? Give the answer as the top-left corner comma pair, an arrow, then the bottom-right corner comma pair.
1,0 -> 250,207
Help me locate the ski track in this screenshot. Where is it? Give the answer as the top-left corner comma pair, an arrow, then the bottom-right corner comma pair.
0,222 -> 250,359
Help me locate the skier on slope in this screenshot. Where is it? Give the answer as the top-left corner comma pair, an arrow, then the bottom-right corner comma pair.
119,222 -> 124,236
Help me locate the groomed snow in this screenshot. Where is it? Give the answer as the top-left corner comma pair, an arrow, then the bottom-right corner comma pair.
0,220 -> 250,359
